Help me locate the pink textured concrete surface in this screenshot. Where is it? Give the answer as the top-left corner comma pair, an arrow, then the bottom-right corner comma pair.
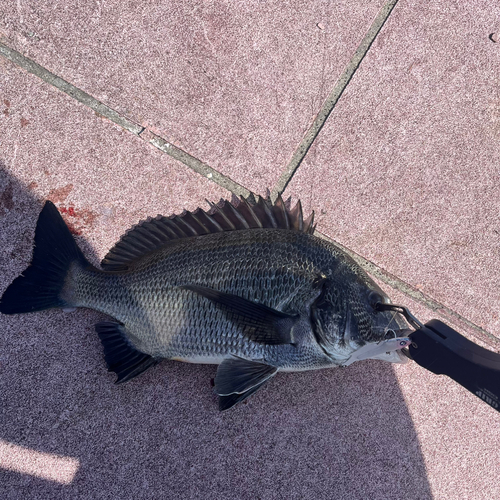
0,62 -> 228,267
0,57 -> 431,500
373,281 -> 500,499
285,1 -> 500,337
1,3 -> 500,500
0,0 -> 385,193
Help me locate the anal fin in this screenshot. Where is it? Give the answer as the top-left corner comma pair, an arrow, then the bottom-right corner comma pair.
218,380 -> 268,411
95,322 -> 160,383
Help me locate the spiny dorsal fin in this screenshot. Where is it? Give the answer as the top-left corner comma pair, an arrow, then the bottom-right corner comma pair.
101,191 -> 315,271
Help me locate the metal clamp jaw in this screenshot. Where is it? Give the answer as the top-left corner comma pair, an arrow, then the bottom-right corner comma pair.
376,303 -> 500,414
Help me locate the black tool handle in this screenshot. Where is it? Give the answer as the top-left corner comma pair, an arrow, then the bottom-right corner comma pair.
409,320 -> 500,413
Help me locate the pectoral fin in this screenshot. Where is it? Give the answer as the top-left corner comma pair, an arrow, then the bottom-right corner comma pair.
182,284 -> 298,345
215,356 -> 278,402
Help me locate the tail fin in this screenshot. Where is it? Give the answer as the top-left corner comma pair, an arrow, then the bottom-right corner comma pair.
0,201 -> 89,314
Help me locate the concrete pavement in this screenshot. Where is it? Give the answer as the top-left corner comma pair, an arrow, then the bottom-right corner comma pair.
1,1 -> 499,498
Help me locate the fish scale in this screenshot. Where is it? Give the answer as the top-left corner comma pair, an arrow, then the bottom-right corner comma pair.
73,230 -> 323,362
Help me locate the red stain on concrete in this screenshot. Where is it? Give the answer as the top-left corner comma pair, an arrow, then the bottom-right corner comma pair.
20,117 -> 30,128
59,205 -> 97,235
2,99 -> 10,117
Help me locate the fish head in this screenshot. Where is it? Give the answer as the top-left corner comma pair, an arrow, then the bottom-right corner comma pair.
312,273 -> 410,359
360,286 -> 410,341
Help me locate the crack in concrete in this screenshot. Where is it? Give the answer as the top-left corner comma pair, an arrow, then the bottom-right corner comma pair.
272,0 -> 400,197
0,42 -> 250,198
0,43 -> 145,136
146,134 -> 250,197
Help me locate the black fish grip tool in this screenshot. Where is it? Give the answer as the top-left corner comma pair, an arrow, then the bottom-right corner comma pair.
377,303 -> 500,413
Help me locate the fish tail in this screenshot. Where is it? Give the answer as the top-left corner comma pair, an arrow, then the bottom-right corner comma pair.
0,201 -> 90,314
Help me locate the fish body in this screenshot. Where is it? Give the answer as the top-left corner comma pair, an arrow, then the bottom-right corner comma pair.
0,193 -> 408,409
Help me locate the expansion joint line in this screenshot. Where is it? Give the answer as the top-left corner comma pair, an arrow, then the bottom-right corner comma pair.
0,42 -> 250,198
272,0 -> 400,197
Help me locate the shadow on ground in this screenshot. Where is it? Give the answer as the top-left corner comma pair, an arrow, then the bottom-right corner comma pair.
0,166 -> 432,499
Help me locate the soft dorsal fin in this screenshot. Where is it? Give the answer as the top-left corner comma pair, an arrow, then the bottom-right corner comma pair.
101,191 -> 315,271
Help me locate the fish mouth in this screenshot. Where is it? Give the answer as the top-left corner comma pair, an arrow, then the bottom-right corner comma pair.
377,325 -> 415,364
369,347 -> 410,364
377,308 -> 411,340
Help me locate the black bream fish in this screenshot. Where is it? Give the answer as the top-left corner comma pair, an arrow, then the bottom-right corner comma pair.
0,193 -> 409,410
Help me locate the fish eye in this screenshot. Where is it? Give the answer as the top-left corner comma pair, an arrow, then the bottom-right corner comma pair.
368,291 -> 384,309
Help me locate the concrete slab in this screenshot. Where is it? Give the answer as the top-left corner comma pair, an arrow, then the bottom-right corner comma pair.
378,283 -> 500,500
285,1 -> 500,337
0,61 -> 228,268
1,0 -> 386,193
